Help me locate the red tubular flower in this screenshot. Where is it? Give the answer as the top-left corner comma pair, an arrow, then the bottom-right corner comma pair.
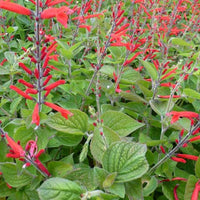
18,79 -> 34,88
43,68 -> 51,77
173,184 -> 179,200
41,6 -> 73,28
79,25 -> 92,32
19,63 -> 32,75
0,58 -> 7,66
10,85 -> 33,100
32,103 -> 40,126
45,0 -> 69,6
157,95 -> 181,98
25,88 -> 38,94
0,2 -> 32,16
44,101 -> 73,119
176,154 -> 198,161
44,80 -> 65,91
123,52 -> 143,66
113,72 -> 121,93
166,111 -> 199,124
171,156 -> 186,163
191,180 -> 200,200
160,145 -> 166,154
35,158 -> 51,176
189,135 -> 200,142
43,75 -> 52,86
160,177 -> 187,182
5,134 -> 25,158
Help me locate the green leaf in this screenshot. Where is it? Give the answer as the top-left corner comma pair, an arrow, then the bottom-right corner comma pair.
183,88 -> 200,100
94,167 -> 109,188
171,38 -> 192,47
46,109 -> 88,135
150,99 -> 175,116
48,161 -> 73,177
121,68 -> 142,84
0,181 -> 15,198
120,91 -> 147,103
103,172 -> 117,188
37,178 -> 83,200
184,175 -> 200,200
10,97 -> 22,114
4,51 -> 16,64
79,134 -> 92,162
106,182 -> 125,198
108,46 -> 126,59
102,141 -> 149,182
125,179 -> 143,200
90,126 -> 120,163
56,132 -> 83,146
101,111 -> 145,136
143,176 -> 158,197
195,156 -> 200,178
65,166 -> 96,190
0,163 -> 32,188
140,60 -> 158,80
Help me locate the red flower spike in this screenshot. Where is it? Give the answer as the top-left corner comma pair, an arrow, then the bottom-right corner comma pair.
18,79 -> 34,88
32,103 -> 40,126
166,111 -> 199,124
44,80 -> 65,91
10,85 -> 33,100
191,180 -> 200,200
176,154 -> 198,161
171,156 -> 186,163
5,133 -> 25,158
0,2 -> 32,16
19,63 -> 32,75
44,101 -> 73,120
173,184 -> 179,200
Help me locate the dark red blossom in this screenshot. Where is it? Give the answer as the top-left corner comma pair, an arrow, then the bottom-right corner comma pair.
0,2 -> 32,16
5,134 -> 25,158
44,101 -> 73,119
10,85 -> 33,100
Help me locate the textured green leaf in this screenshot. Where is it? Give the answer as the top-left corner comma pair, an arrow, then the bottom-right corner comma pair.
195,156 -> 200,178
103,172 -> 117,188
125,179 -> 143,200
121,68 -> 141,84
46,109 -> 88,135
183,88 -> 200,100
120,91 -> 147,103
56,132 -> 83,146
140,60 -> 158,80
102,141 -> 149,182
37,178 -> 83,200
90,126 -> 120,163
106,183 -> 125,198
184,175 -> 200,200
0,181 -> 15,198
101,111 -> 145,136
143,176 -> 158,197
0,163 -> 32,188
171,38 -> 192,46
48,161 -> 73,177
150,99 -> 175,116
